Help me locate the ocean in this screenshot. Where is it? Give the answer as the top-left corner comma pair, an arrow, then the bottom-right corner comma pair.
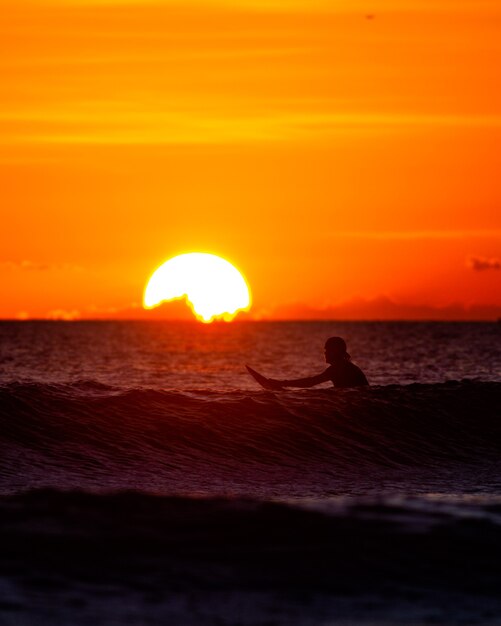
1,320 -> 500,625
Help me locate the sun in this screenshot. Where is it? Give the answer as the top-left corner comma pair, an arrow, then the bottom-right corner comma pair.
143,253 -> 251,323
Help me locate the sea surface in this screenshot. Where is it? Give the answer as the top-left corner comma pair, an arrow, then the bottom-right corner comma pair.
1,320 -> 500,625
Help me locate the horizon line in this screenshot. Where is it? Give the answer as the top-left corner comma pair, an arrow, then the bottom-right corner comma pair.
1,318 -> 499,323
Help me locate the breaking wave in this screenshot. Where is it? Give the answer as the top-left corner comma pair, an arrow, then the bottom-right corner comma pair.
1,380 -> 500,495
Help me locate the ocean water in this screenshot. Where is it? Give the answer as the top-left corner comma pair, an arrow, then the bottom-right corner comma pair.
1,320 -> 500,625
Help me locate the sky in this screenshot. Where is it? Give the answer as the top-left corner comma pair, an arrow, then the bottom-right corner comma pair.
1,0 -> 501,320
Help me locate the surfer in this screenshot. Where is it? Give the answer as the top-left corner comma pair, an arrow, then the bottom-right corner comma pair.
248,337 -> 368,390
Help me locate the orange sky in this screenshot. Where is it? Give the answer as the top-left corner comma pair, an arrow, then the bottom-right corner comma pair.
1,0 -> 500,320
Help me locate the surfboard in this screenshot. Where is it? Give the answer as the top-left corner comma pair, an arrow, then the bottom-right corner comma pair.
245,365 -> 282,390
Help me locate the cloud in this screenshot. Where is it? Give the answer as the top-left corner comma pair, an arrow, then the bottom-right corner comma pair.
84,301 -> 196,320
3,111 -> 501,147
332,230 -> 501,241
10,0 -> 500,12
2,260 -> 51,271
0,260 -> 83,272
45,309 -> 81,321
468,256 -> 501,271
264,295 -> 501,321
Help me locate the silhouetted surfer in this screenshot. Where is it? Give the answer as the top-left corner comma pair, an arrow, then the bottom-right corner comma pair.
265,337 -> 368,390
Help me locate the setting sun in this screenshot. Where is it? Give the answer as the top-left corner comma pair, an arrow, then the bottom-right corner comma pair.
143,253 -> 251,323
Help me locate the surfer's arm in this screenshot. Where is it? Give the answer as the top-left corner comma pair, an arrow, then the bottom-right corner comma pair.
275,369 -> 332,388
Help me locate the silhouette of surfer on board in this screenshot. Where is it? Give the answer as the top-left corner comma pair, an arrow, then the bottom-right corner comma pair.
247,337 -> 368,390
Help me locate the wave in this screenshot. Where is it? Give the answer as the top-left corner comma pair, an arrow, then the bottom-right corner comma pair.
1,379 -> 500,495
1,489 -> 501,598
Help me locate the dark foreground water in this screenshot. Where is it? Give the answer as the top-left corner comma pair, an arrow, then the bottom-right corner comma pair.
0,321 -> 500,624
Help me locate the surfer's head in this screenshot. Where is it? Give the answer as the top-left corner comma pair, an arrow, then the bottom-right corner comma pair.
324,337 -> 350,363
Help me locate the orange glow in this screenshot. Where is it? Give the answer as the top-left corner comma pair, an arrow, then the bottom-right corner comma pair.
143,253 -> 251,323
1,1 -> 501,320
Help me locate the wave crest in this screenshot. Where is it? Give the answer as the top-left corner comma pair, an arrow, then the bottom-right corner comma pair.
1,380 -> 500,494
